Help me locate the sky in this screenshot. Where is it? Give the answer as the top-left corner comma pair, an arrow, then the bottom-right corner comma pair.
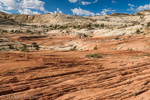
0,0 -> 150,16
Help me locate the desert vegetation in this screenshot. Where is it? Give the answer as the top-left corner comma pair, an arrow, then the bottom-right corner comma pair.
86,53 -> 102,58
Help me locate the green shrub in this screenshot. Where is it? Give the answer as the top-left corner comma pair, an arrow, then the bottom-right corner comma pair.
128,36 -> 131,38
26,30 -> 32,33
94,24 -> 100,27
115,37 -> 119,40
32,42 -> 40,50
85,53 -> 102,58
147,22 -> 150,27
21,46 -> 29,52
1,30 -> 8,33
101,24 -> 104,27
127,48 -> 133,51
136,29 -> 140,34
10,30 -> 14,33
86,24 -> 91,28
94,46 -> 98,50
8,44 -> 14,49
83,34 -> 88,38
70,46 -> 77,51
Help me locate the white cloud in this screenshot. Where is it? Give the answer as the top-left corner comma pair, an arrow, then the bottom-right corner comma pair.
47,8 -> 63,14
0,2 -> 10,13
96,13 -> 101,16
21,0 -> 46,12
18,8 -> 40,14
136,4 -> 150,12
128,4 -> 134,7
128,4 -> 135,11
0,0 -> 21,10
54,8 -> 62,14
69,0 -> 78,3
0,2 -> 3,11
71,7 -> 116,16
112,0 -> 117,4
69,0 -> 97,5
71,7 -> 95,16
128,3 -> 150,12
0,0 -> 46,14
93,0 -> 98,3
81,1 -> 91,5
101,9 -> 116,15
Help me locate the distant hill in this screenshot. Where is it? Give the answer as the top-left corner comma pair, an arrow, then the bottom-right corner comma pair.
0,12 -> 93,25
0,10 -> 150,26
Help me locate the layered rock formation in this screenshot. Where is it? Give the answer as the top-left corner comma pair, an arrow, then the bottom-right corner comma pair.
0,10 -> 149,26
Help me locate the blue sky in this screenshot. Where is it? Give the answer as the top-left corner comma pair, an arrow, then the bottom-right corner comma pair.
0,0 -> 150,16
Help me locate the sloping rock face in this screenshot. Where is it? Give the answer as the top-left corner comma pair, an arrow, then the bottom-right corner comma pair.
87,14 -> 150,27
1,50 -> 150,100
137,10 -> 150,15
0,12 -> 19,25
0,38 -> 26,51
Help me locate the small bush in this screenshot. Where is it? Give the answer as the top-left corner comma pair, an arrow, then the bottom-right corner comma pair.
136,29 -> 140,34
32,42 -> 40,50
147,22 -> 150,27
21,46 -> 29,52
86,24 -> 91,28
101,24 -> 104,27
10,30 -> 14,33
1,30 -> 8,33
94,46 -> 98,50
94,24 -> 100,27
115,37 -> 119,40
83,34 -> 88,38
8,44 -> 14,49
128,36 -> 131,38
70,46 -> 77,51
85,53 -> 102,58
26,30 -> 32,33
127,48 -> 133,51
